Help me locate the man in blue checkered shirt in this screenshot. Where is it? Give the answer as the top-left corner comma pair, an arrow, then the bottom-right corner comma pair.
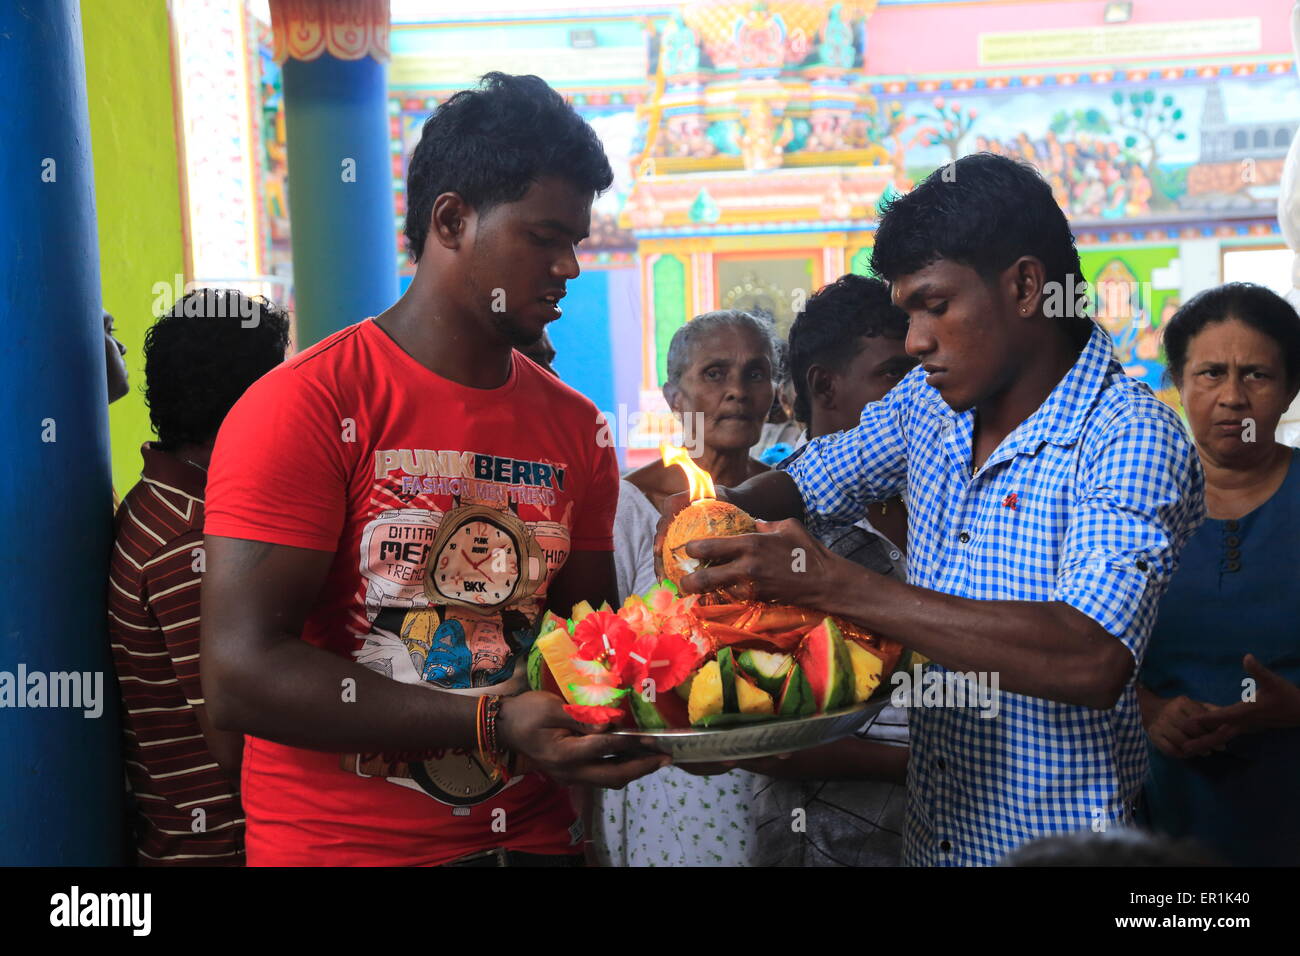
667,154 -> 1205,866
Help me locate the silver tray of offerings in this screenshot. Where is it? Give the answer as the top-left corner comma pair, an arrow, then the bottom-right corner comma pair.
618,699 -> 890,764
529,460 -> 909,764
529,588 -> 907,764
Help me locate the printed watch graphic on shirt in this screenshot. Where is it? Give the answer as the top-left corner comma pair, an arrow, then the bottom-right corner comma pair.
346,450 -> 573,807
427,504 -> 547,610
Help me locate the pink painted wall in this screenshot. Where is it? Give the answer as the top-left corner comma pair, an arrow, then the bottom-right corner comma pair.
865,0 -> 1293,77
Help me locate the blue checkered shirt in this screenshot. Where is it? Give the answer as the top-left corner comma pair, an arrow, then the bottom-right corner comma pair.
786,322 -> 1204,866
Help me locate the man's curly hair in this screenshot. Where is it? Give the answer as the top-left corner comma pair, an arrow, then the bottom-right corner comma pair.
403,72 -> 613,262
787,275 -> 908,425
143,289 -> 290,450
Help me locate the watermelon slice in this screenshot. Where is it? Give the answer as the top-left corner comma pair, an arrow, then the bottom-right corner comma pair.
776,663 -> 815,717
675,669 -> 697,701
895,646 -> 925,674
538,610 -> 568,637
717,647 -> 740,713
737,649 -> 794,696
629,686 -> 691,729
795,619 -> 855,712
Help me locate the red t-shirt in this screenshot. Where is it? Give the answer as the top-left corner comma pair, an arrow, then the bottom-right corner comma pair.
204,318 -> 618,865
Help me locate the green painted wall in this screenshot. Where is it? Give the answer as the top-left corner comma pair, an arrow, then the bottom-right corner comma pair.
652,255 -> 687,386
83,0 -> 186,495
849,246 -> 874,277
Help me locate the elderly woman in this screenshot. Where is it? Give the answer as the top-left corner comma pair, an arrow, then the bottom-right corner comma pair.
595,309 -> 777,866
1138,282 -> 1300,866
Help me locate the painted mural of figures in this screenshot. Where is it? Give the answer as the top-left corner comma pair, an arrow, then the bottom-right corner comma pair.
1094,258 -> 1144,375
979,124 -> 1155,220
1127,163 -> 1153,216
1277,1 -> 1300,445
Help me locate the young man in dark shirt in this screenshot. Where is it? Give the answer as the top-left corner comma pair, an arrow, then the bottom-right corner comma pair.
110,290 -> 288,864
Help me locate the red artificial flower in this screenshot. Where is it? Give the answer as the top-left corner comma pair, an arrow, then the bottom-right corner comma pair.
563,704 -> 627,726
620,631 -> 699,694
572,610 -> 638,669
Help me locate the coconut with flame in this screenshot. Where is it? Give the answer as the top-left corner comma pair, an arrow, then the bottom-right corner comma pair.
661,444 -> 757,587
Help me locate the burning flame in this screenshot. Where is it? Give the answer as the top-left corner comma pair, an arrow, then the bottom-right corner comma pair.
661,443 -> 716,502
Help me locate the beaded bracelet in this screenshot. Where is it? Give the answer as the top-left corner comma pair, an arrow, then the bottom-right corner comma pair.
476,693 -> 511,781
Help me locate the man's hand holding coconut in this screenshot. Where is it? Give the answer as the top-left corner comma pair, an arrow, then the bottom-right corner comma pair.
654,472 -> 838,607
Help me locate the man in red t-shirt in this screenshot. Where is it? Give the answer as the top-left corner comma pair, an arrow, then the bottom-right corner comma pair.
201,73 -> 667,866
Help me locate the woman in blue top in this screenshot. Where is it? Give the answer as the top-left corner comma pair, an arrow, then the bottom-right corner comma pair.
1139,282 -> 1300,866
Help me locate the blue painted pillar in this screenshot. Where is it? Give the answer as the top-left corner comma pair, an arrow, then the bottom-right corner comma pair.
278,41 -> 398,345
0,0 -> 123,864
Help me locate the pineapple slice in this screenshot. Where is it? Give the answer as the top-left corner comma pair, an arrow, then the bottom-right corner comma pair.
847,641 -> 885,703
687,660 -> 724,725
735,674 -> 775,715
536,628 -> 584,704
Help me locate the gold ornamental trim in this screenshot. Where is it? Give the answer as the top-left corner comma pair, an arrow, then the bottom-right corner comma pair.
270,0 -> 390,65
